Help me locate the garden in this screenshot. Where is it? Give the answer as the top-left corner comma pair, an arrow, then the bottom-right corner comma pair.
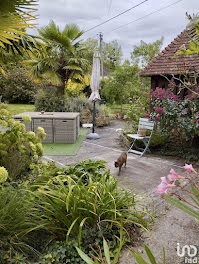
0,1 -> 199,264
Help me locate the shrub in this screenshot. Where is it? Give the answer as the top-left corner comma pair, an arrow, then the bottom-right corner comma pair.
35,90 -> 109,126
101,63 -> 149,105
125,96 -> 149,130
35,226 -> 120,264
150,132 -> 169,149
65,97 -> 96,113
146,87 -> 199,146
0,67 -> 38,103
0,107 -> 44,179
35,88 -> 66,112
66,98 -> 110,127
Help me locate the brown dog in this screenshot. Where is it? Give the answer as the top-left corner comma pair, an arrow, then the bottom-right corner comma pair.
114,152 -> 127,176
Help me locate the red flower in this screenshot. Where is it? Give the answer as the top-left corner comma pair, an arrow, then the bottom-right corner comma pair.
143,113 -> 150,118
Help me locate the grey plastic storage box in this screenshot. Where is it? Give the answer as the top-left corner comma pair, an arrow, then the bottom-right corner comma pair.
13,112 -> 80,143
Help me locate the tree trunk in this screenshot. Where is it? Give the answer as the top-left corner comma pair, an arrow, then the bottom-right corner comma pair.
56,66 -> 71,95
57,85 -> 65,95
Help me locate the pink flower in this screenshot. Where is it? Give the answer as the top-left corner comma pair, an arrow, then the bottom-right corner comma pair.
167,92 -> 178,101
197,119 -> 199,124
157,176 -> 175,195
167,169 -> 183,182
149,87 -> 167,100
184,164 -> 196,173
144,113 -> 150,118
154,107 -> 164,115
197,112 -> 199,118
155,115 -> 160,121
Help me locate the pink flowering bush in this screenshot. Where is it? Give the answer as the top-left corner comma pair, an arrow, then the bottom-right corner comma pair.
149,87 -> 167,100
157,164 -> 199,222
145,87 -> 199,145
149,87 -> 178,101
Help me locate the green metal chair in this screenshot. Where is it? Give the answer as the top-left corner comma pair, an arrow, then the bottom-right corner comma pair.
127,118 -> 155,156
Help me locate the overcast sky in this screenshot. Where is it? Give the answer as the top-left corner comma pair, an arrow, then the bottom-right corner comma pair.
30,0 -> 198,60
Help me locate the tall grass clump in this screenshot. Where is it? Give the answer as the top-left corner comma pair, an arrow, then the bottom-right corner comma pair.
32,160 -> 149,243
0,186 -> 38,263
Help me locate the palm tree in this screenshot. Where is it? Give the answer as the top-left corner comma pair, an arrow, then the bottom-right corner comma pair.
0,0 -> 38,75
27,21 -> 90,94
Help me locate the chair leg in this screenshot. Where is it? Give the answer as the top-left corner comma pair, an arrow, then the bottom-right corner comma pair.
128,138 -> 136,153
128,137 -> 152,157
141,139 -> 151,156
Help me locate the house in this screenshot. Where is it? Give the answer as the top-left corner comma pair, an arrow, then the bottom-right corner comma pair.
139,27 -> 199,99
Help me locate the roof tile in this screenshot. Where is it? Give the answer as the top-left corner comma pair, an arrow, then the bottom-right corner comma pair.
139,27 -> 199,76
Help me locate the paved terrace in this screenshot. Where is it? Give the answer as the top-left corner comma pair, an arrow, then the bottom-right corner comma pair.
43,120 -> 199,264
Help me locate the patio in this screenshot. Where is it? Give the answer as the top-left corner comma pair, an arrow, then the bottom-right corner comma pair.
43,120 -> 199,264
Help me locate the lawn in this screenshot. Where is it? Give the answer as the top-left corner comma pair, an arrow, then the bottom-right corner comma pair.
7,104 -> 35,115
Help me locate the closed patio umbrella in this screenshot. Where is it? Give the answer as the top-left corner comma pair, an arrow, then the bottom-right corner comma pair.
87,49 -> 101,140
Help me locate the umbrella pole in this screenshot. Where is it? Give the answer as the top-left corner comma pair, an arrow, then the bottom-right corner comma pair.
86,101 -> 100,139
92,101 -> 95,133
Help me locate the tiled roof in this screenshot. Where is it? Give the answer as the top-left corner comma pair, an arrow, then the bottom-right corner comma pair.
139,27 -> 199,76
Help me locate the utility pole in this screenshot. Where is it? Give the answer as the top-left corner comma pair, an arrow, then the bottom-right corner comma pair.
99,32 -> 104,81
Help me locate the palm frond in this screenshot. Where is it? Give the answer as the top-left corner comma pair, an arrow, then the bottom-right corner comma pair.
2,34 -> 42,56
38,20 -> 71,49
0,0 -> 38,14
63,65 -> 83,72
0,0 -> 38,59
25,46 -> 60,82
63,24 -> 83,42
0,66 -> 6,76
0,13 -> 35,48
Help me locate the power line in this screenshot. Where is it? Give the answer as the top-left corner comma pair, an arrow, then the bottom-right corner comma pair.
108,0 -> 183,33
84,0 -> 182,40
84,0 -> 148,33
